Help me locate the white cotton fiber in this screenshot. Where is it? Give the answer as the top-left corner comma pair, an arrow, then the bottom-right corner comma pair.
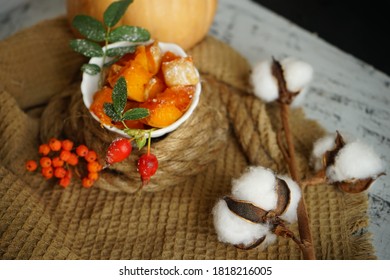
290,87 -> 308,108
231,166 -> 278,211
310,134 -> 337,171
281,57 -> 313,93
250,60 -> 279,103
212,199 -> 275,247
213,166 -> 303,249
326,141 -> 385,182
277,175 -> 301,224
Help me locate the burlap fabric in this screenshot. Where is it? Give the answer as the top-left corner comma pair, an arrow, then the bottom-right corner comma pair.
0,17 -> 375,259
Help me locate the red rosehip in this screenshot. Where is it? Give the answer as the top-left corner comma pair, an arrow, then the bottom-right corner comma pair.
137,153 -> 158,185
105,138 -> 132,165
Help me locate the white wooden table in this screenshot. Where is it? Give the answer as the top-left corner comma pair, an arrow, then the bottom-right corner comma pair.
1,0 -> 389,260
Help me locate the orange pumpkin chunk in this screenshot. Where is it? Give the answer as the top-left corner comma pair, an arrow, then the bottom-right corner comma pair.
122,62 -> 153,102
132,45 -> 149,70
156,86 -> 194,112
106,52 -> 137,88
140,102 -> 183,128
145,41 -> 162,75
144,76 -> 167,100
90,86 -> 113,125
161,51 -> 180,63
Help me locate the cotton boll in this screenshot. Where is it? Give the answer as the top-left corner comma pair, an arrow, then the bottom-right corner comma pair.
281,57 -> 313,93
310,134 -> 337,171
250,60 -> 279,103
257,231 -> 278,251
276,175 -> 301,224
326,141 -> 385,182
231,166 -> 277,211
290,87 -> 309,108
212,199 -> 275,247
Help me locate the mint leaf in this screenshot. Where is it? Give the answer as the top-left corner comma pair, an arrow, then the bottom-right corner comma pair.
112,77 -> 128,115
108,26 -> 150,43
122,108 -> 149,121
106,46 -> 136,57
72,15 -> 105,42
103,0 -> 133,28
103,103 -> 121,122
69,39 -> 104,57
81,63 -> 101,75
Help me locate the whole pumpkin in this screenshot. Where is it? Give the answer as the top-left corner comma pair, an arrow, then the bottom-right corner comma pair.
66,0 -> 218,50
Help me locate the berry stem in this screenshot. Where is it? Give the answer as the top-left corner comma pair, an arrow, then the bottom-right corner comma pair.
121,120 -> 129,129
147,130 -> 152,156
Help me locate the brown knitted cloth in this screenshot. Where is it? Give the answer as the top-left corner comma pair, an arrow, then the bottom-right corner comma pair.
0,17 -> 375,259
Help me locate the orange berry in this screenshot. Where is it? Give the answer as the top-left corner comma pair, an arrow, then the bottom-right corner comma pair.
41,166 -> 53,179
25,160 -> 38,172
61,139 -> 74,151
67,153 -> 79,166
82,177 -> 94,188
87,161 -> 102,173
76,145 -> 89,157
49,138 -> 62,151
40,157 -> 52,168
59,176 -> 71,188
59,150 -> 71,162
85,150 -> 97,162
54,167 -> 67,178
88,172 -> 99,181
52,157 -> 64,167
38,144 -> 51,155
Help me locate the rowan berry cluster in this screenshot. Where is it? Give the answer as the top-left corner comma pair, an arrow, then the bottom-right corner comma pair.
25,138 -> 102,188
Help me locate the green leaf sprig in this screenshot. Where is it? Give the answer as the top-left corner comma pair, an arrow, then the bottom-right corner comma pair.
104,77 -> 151,149
69,0 -> 150,76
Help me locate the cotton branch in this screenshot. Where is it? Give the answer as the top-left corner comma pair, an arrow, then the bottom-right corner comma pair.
271,58 -> 316,260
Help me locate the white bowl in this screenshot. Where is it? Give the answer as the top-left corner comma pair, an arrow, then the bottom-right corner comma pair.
81,41 -> 201,138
